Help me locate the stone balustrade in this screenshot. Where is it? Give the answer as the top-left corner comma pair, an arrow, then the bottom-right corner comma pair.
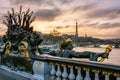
48,62 -> 120,80
30,54 -> 120,80
0,52 -> 120,80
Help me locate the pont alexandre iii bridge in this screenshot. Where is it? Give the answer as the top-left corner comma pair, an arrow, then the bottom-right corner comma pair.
0,49 -> 120,80
0,6 -> 120,80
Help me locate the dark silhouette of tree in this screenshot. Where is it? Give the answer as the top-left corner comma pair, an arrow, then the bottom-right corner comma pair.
50,29 -> 61,36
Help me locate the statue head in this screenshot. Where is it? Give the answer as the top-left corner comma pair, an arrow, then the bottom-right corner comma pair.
5,41 -> 11,54
18,41 -> 28,51
18,41 -> 29,57
5,41 -> 11,49
30,32 -> 43,46
105,44 -> 112,53
60,38 -> 73,50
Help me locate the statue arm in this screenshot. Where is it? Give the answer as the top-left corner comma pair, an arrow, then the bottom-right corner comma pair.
92,52 -> 109,61
70,51 -> 95,58
97,53 -> 109,58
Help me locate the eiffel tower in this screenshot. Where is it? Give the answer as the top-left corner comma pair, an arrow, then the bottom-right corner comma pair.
75,21 -> 78,37
75,21 -> 78,46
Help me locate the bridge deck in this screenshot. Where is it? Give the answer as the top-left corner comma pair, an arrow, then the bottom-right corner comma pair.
0,68 -> 30,80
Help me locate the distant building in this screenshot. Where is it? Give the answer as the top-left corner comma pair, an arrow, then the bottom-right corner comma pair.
85,33 -> 87,37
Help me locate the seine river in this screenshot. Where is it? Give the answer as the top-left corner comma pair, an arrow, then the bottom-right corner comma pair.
73,46 -> 120,65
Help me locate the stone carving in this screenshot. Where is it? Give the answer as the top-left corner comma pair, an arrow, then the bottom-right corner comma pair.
2,6 -> 42,56
0,6 -> 42,73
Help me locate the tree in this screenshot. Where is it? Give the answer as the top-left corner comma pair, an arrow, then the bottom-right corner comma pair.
50,29 -> 61,36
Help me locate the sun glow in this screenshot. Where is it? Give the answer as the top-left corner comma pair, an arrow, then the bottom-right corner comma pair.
30,20 -> 73,34
31,21 -> 49,33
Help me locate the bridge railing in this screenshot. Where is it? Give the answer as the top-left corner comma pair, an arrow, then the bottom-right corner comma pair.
0,49 -> 120,80
29,51 -> 120,80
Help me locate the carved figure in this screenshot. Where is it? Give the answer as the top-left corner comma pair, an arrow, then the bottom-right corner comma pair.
38,38 -> 112,62
1,6 -> 42,56
60,38 -> 112,62
0,6 -> 40,73
5,41 -> 11,55
18,41 -> 29,57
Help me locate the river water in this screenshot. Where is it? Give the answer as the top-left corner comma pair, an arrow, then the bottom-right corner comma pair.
73,46 -> 120,65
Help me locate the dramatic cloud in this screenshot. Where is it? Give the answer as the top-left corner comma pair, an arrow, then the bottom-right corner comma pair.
86,22 -> 100,27
73,3 -> 96,12
55,25 -> 73,29
84,22 -> 120,29
86,7 -> 120,19
55,26 -> 62,29
10,0 -> 74,8
57,0 -> 74,4
0,27 -> 6,31
10,0 -> 45,6
34,8 -> 61,21
10,0 -> 57,10
0,0 -> 120,39
98,23 -> 120,29
10,0 -> 73,6
47,25 -> 73,29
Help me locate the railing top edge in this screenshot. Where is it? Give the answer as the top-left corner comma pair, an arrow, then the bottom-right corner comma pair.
30,54 -> 120,72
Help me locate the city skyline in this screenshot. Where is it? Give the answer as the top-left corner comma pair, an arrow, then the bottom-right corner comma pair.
0,0 -> 120,39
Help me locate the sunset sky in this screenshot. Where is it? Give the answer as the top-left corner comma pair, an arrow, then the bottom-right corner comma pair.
0,0 -> 120,39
